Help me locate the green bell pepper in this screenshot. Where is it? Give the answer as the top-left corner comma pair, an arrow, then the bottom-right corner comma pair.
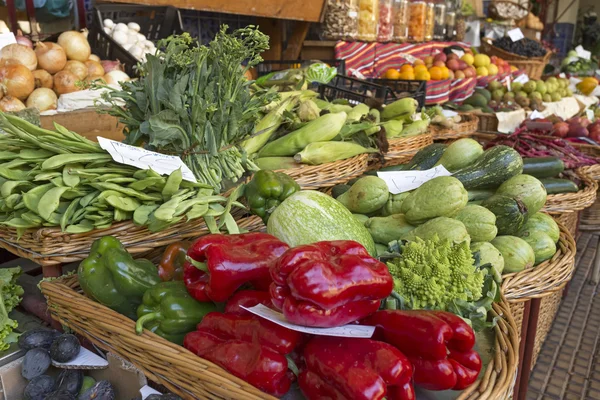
135,281 -> 216,344
245,170 -> 300,223
78,236 -> 161,319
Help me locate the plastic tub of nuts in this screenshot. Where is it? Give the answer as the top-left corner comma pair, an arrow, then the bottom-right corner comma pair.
322,0 -> 360,40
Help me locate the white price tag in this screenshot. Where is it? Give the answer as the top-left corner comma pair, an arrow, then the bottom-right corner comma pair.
377,165 -> 452,195
559,73 -> 566,78
243,305 -> 375,338
575,45 -> 592,60
0,33 -> 16,51
513,74 -> 529,84
505,76 -> 511,92
98,137 -> 197,183
451,49 -> 465,58
529,110 -> 545,120
442,109 -> 458,118
587,109 -> 595,121
140,386 -> 162,399
507,28 -> 524,42
52,347 -> 109,369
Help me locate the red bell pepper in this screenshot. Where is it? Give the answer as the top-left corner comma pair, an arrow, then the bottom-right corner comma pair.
224,290 -> 274,314
299,336 -> 415,400
197,311 -> 303,355
364,310 -> 482,391
185,232 -> 289,302
184,329 -> 294,397
270,240 -> 393,327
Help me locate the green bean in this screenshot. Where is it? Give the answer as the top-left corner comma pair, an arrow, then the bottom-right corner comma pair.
1,217 -> 38,229
23,184 -> 54,212
42,154 -> 112,170
2,159 -> 30,169
62,189 -> 89,200
34,172 -> 61,181
96,174 -> 126,181
204,204 -> 225,217
98,210 -> 113,217
223,213 -> 239,234
147,214 -> 182,233
5,194 -> 21,209
20,149 -> 55,160
85,214 -> 107,222
95,221 -> 113,229
129,177 -> 165,191
0,167 -> 28,181
162,168 -> 182,199
90,182 -> 162,202
0,152 -> 18,161
133,204 -> 158,226
51,177 -> 65,187
38,186 -> 70,221
105,177 -> 137,184
204,215 -> 219,234
62,164 -> 82,187
114,209 -> 131,221
21,212 -> 43,225
79,191 -> 100,207
60,199 -> 80,232
1,181 -> 32,198
71,208 -> 87,224
106,195 -> 140,212
65,220 -> 95,234
185,203 -> 209,220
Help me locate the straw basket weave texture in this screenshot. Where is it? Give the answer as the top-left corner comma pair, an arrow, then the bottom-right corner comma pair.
459,112 -> 498,133
0,215 -> 264,267
543,168 -> 598,213
480,41 -> 553,80
381,133 -> 433,167
278,153 -> 370,190
501,222 -> 576,302
431,114 -> 479,140
41,275 -> 519,400
551,211 -> 579,237
531,289 -> 564,369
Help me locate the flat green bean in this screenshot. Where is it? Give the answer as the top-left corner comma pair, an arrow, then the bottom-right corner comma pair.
0,152 -> 18,161
65,220 -> 95,234
133,204 -> 158,226
21,212 -> 43,225
62,164 -> 82,187
185,203 -> 209,220
79,191 -> 99,207
162,168 -> 182,199
34,172 -> 61,181
42,154 -> 112,170
0,167 -> 29,181
106,195 -> 140,212
128,177 -> 165,191
1,217 -> 38,229
60,199 -> 80,232
114,209 -> 131,221
23,184 -> 54,212
1,181 -> 32,198
38,186 -> 70,221
5,194 -> 21,210
20,149 -> 55,160
90,182 -> 162,202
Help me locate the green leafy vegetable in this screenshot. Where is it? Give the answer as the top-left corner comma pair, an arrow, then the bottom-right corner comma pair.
0,267 -> 23,351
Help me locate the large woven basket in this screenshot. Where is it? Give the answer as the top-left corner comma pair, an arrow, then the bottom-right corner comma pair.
480,41 -> 553,80
278,153 -> 370,190
431,114 -> 479,140
542,168 -> 598,213
530,288 -> 564,369
460,111 -> 498,133
381,133 -> 433,167
40,273 -> 519,400
0,216 -> 264,267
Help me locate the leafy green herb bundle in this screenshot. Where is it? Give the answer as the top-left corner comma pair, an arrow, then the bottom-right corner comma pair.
99,26 -> 276,191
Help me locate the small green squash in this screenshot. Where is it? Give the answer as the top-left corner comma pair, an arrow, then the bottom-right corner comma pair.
454,205 -> 498,242
435,138 -> 483,172
496,174 -> 547,215
401,176 -> 468,225
337,176 -> 389,214
381,192 -> 410,216
471,241 -> 505,282
453,145 -> 523,189
401,217 -> 470,245
520,231 -> 556,265
491,236 -> 535,273
482,194 -> 528,235
517,212 -> 560,243
365,214 -> 415,245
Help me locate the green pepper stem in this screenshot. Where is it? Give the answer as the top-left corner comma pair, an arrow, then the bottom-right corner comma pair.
286,356 -> 299,377
186,256 -> 208,272
135,312 -> 160,335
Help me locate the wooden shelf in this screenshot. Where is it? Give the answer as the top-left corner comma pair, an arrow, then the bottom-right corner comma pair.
100,0 -> 326,22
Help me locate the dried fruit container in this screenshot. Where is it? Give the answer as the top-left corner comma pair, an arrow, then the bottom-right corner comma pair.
424,1 -> 435,41
358,0 -> 379,41
392,0 -> 409,42
322,0 -> 359,40
378,0 -> 394,41
408,0 -> 426,42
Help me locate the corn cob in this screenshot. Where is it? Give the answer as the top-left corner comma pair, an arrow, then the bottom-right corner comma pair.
294,141 -> 378,165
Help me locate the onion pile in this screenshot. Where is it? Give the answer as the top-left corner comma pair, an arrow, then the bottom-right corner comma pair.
0,31 -> 130,112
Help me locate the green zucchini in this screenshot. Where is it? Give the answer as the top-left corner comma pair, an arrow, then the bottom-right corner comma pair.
482,194 -> 528,235
522,157 -> 565,178
453,146 -> 523,189
467,189 -> 495,202
539,178 -> 579,194
403,143 -> 447,171
331,184 -> 351,199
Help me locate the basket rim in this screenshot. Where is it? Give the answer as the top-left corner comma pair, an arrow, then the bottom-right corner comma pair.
481,40 -> 552,62
431,114 -> 479,140
543,168 -> 598,212
41,275 -> 519,400
501,220 -> 576,302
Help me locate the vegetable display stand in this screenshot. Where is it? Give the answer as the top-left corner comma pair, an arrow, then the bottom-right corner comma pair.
480,40 -> 553,80
431,114 -> 479,140
0,215 -> 263,273
40,274 -> 519,400
381,133 -> 433,167
277,153 -> 371,190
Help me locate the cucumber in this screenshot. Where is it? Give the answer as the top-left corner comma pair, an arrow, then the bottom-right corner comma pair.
453,146 -> 523,189
522,157 -> 565,179
540,178 -> 579,194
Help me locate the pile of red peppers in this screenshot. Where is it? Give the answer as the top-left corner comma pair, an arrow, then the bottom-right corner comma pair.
181,232 -> 483,399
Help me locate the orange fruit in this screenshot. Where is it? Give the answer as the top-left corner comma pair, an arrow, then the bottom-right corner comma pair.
440,66 -> 450,80
414,64 -> 428,74
400,64 -> 414,73
383,69 -> 400,80
399,70 -> 415,80
429,66 -> 443,80
415,70 -> 430,81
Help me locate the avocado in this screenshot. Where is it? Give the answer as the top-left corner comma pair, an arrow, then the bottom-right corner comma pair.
482,106 -> 494,113
475,88 -> 492,102
458,104 -> 475,111
463,94 -> 488,108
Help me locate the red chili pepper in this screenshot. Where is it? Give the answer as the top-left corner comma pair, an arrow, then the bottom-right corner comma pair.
185,232 -> 289,302
197,311 -> 303,355
158,241 -> 189,281
184,330 -> 294,397
299,336 -> 415,400
364,310 -> 481,391
270,241 -> 393,327
224,290 -> 274,314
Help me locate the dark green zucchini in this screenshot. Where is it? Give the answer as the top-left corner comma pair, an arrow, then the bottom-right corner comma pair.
467,189 -> 495,202
453,145 -> 523,189
522,157 -> 565,178
482,194 -> 528,235
331,184 -> 351,198
404,143 -> 447,171
540,178 -> 579,194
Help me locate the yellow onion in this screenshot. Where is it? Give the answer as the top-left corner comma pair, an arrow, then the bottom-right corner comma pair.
32,69 -> 53,89
57,31 -> 91,62
0,96 -> 25,112
34,42 -> 67,74
63,60 -> 88,80
54,71 -> 79,95
0,63 -> 35,100
26,88 -> 58,111
0,44 -> 37,71
84,60 -> 104,78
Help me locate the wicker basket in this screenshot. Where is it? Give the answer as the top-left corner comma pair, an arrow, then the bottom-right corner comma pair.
380,133 -> 433,167
480,41 -> 553,80
40,272 -> 519,400
431,114 -> 479,140
0,216 -> 264,267
501,221 -> 576,302
531,288 -> 563,369
460,111 -> 498,133
278,153 -> 370,190
551,211 -> 579,237
543,168 -> 598,213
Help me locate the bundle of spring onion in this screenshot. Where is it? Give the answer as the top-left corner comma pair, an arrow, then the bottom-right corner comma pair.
0,113 -> 243,235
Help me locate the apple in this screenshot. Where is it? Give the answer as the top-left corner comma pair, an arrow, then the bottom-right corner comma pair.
457,60 -> 468,70
447,53 -> 459,61
447,59 -> 460,71
433,60 -> 446,68
463,68 -> 475,78
447,69 -> 455,79
434,53 -> 447,63
455,70 -> 466,79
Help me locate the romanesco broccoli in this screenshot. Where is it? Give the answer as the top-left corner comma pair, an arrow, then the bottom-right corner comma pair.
387,235 -> 485,311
